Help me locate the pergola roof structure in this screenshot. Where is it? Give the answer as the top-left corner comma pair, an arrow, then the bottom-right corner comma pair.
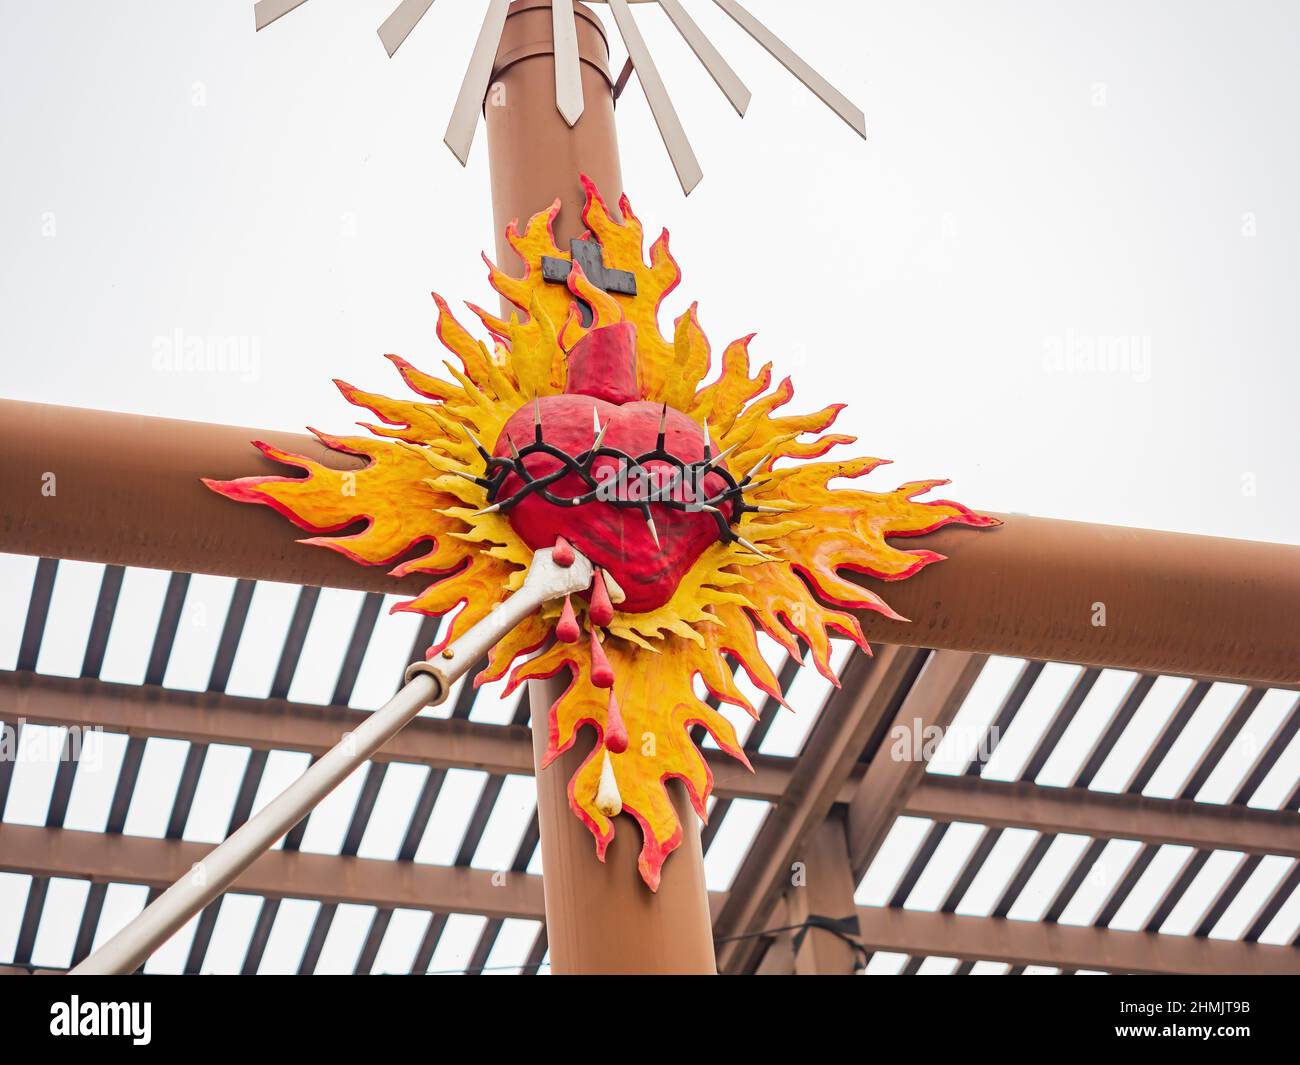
3,552 -> 1298,975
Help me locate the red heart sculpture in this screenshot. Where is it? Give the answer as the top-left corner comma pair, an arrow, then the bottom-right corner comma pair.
493,323 -> 732,613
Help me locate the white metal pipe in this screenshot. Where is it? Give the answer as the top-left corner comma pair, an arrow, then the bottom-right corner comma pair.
71,547 -> 592,975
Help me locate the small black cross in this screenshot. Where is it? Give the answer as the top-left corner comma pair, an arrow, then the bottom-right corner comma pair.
541,239 -> 637,325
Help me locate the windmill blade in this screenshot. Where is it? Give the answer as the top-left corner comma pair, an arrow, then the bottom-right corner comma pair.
711,0 -> 866,138
657,0 -> 750,117
552,0 -> 585,126
443,0 -> 511,166
254,0 -> 312,32
378,0 -> 436,58
607,0 -> 703,195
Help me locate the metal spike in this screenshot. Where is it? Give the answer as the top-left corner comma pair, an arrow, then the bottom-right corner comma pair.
703,420 -> 713,461
533,396 -> 543,442
447,468 -> 488,485
707,442 -> 739,469
645,512 -> 661,549
734,535 -> 775,560
505,432 -> 520,460
749,504 -> 795,515
657,402 -> 669,449
740,450 -> 774,483
699,503 -> 723,515
460,423 -> 491,460
591,412 -> 610,452
468,502 -> 501,517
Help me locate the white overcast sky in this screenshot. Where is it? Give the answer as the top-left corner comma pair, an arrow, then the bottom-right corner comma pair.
2,2 -> 1300,973
2,0 -> 1297,546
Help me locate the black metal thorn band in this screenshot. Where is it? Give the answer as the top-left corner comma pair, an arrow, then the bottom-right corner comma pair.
481,434 -> 750,542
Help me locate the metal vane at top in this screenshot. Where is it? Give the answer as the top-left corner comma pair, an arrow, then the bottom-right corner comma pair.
252,0 -> 866,195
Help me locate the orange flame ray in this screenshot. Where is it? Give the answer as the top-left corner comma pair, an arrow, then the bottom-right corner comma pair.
504,633 -> 748,890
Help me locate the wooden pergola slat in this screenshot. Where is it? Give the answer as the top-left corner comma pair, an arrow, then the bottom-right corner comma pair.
846,651 -> 989,880
854,905 -> 1300,975
905,776 -> 1300,860
0,670 -> 802,804
0,823 -> 548,920
4,820 -> 1296,973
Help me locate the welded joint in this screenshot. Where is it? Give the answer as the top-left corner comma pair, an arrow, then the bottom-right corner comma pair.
402,660 -> 451,705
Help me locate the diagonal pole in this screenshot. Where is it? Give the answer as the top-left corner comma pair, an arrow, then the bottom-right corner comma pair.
70,548 -> 593,975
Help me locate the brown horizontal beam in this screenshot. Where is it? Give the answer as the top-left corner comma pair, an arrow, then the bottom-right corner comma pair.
0,400 -> 415,596
0,823 -> 731,925
0,670 -> 794,803
855,905 -> 1300,975
906,775 -> 1300,860
857,511 -> 1300,688
3,400 -> 1299,685
0,823 -> 546,920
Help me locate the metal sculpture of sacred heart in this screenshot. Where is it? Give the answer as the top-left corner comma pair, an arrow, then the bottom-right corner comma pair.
205,177 -> 998,889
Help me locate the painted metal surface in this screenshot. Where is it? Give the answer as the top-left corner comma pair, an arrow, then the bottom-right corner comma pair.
608,0 -> 704,194
378,0 -> 437,57
658,0 -> 751,116
552,0 -> 586,125
204,178 -> 993,888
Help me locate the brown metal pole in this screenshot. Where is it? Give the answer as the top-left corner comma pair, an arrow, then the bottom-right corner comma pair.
485,0 -> 623,265
484,0 -> 716,973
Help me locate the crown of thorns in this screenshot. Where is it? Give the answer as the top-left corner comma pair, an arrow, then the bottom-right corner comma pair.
452,402 -> 790,555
